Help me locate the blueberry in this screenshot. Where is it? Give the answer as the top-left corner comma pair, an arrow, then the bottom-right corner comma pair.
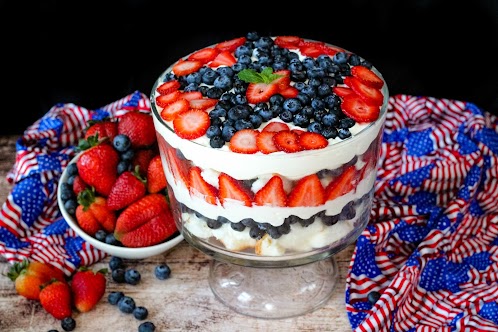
117,160 -> 131,175
48,330 -> 58,332
112,268 -> 126,283
221,125 -> 236,142
109,256 -> 124,271
332,52 -> 349,65
108,291 -> 124,305
60,317 -> 76,331
59,183 -> 74,201
213,75 -> 233,90
338,128 -> 352,139
209,136 -> 225,148
118,295 -> 136,314
154,264 -> 171,280
138,321 -> 156,332
63,199 -> 78,216
66,163 -> 78,176
113,134 -> 132,152
124,268 -> 141,285
105,233 -> 122,246
95,229 -> 107,242
230,222 -> 246,232
133,306 -> 149,320
120,148 -> 135,161
206,125 -> 222,138
367,291 -> 381,304
66,174 -> 76,186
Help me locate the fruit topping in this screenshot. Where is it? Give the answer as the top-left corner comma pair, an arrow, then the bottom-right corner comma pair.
340,94 -> 381,123
188,166 -> 218,205
298,132 -> 329,150
172,59 -> 203,76
325,165 -> 358,200
351,65 -> 384,88
218,173 -> 253,207
273,130 -> 303,153
215,37 -> 247,52
287,174 -> 326,207
173,109 -> 210,139
156,79 -> 181,95
229,129 -> 259,154
254,175 -> 287,207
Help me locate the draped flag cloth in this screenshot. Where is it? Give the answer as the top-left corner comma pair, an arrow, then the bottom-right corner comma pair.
346,95 -> 498,331
0,91 -> 150,276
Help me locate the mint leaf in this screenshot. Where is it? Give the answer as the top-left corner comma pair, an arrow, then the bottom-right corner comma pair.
237,68 -> 284,84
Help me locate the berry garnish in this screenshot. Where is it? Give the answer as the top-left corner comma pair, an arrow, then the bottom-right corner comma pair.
173,109 -> 210,139
273,130 -> 303,153
298,132 -> 329,150
351,65 -> 384,88
229,129 -> 259,154
340,95 -> 381,123
172,59 -> 203,76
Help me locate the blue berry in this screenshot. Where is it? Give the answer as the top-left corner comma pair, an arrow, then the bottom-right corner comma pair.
105,233 -> 121,246
63,199 -> 78,216
113,134 -> 132,152
118,295 -> 136,314
95,229 -> 107,242
112,268 -> 126,283
108,291 -> 124,305
61,317 -> 76,331
124,268 -> 141,285
206,125 -> 222,138
66,163 -> 78,176
133,306 -> 149,320
138,321 -> 156,332
209,136 -> 225,148
213,75 -> 233,90
338,128 -> 352,139
109,256 -> 124,271
332,52 -> 349,64
154,264 -> 171,280
59,183 -> 74,201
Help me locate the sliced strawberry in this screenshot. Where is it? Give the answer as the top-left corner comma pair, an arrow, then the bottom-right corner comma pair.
156,80 -> 181,95
218,173 -> 253,207
180,91 -> 203,101
160,98 -> 189,121
273,130 -> 303,153
288,174 -> 325,207
280,86 -> 299,98
155,90 -> 182,107
173,109 -> 210,139
325,166 -> 357,201
189,98 -> 218,110
164,145 -> 189,186
333,86 -> 356,99
209,50 -> 237,68
341,94 -> 381,123
215,37 -> 246,52
299,41 -> 325,57
292,128 -> 306,136
351,65 -> 384,89
298,132 -> 329,150
256,131 -> 279,154
274,36 -> 303,49
188,166 -> 218,205
229,129 -> 259,154
262,122 -> 290,133
188,47 -> 219,64
273,70 -> 291,90
344,76 -> 384,106
246,82 -> 279,104
254,175 -> 287,207
320,44 -> 346,56
172,59 -> 203,76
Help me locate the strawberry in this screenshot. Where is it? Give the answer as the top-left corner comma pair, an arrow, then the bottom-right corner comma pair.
299,41 -> 325,57
155,90 -> 182,108
188,166 -> 218,205
180,91 -> 203,101
254,175 -> 287,207
273,130 -> 303,153
76,187 -> 117,234
7,259 -> 66,300
332,86 -> 356,98
131,148 -> 157,177
77,142 -> 119,197
215,37 -> 246,52
72,175 -> 88,196
163,144 -> 190,186
188,47 -> 219,64
160,98 -> 189,121
71,266 -> 107,313
344,76 -> 384,106
218,173 -> 253,207
39,280 -> 73,320
156,79 -> 181,95
147,155 -> 168,194
320,44 -> 345,56
172,59 -> 203,76
229,129 -> 259,154
340,94 -> 381,123
173,109 -> 210,139
118,111 -> 157,148
288,174 -> 326,207
262,121 -> 290,133
256,131 -> 279,154
274,36 -> 303,49
279,85 -> 299,98
298,132 -> 329,150
189,98 -> 218,110
351,65 -> 384,89
325,165 -> 357,201
273,70 -> 291,91
245,82 -> 279,104
107,168 -> 147,211
208,50 -> 237,67
114,194 -> 178,248
84,119 -> 118,142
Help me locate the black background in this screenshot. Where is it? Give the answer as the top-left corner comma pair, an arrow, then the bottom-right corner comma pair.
5,1 -> 498,135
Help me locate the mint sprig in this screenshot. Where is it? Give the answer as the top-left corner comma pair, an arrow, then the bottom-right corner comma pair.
237,67 -> 283,84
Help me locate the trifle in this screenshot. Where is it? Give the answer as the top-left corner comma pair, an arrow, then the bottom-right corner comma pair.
150,32 -> 388,267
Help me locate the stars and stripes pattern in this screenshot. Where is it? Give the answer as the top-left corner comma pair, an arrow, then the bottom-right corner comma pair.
347,95 -> 498,331
0,91 -> 150,276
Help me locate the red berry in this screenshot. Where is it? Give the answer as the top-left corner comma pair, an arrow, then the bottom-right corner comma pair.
229,129 -> 259,154
173,109 -> 210,139
273,130 -> 303,153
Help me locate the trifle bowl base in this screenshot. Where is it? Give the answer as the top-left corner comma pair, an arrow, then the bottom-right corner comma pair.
208,256 -> 338,319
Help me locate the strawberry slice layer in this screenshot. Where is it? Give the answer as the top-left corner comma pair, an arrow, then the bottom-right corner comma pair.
218,173 -> 253,207
288,174 -> 325,207
173,109 -> 210,139
254,175 -> 287,207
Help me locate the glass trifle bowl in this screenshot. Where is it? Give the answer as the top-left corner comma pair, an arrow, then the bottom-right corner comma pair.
150,33 -> 388,319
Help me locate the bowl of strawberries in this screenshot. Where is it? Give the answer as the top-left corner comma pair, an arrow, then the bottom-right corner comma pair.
57,110 -> 183,259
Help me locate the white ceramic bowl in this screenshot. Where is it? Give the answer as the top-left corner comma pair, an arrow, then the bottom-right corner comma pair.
57,153 -> 184,260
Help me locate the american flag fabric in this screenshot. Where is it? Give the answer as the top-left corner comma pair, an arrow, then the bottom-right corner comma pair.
346,95 -> 498,331
0,91 -> 150,276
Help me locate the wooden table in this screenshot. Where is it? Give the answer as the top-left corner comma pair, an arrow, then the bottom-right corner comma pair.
0,135 -> 355,332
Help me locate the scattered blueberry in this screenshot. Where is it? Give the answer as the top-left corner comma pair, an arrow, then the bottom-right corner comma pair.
113,134 -> 132,152
109,256 -> 124,271
125,268 -> 141,285
112,268 -> 126,283
118,296 -> 136,314
61,317 -> 76,331
108,291 -> 125,305
133,306 -> 149,320
138,321 -> 156,332
154,264 -> 171,280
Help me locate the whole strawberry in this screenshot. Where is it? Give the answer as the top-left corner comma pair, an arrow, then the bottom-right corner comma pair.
7,259 -> 66,300
76,187 -> 117,234
71,266 -> 107,313
39,280 -> 73,320
107,167 -> 147,211
146,155 -> 167,194
76,138 -> 119,197
118,111 -> 157,148
84,119 -> 118,142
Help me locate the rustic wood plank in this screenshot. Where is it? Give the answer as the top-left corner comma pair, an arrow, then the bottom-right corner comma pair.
0,135 -> 356,332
